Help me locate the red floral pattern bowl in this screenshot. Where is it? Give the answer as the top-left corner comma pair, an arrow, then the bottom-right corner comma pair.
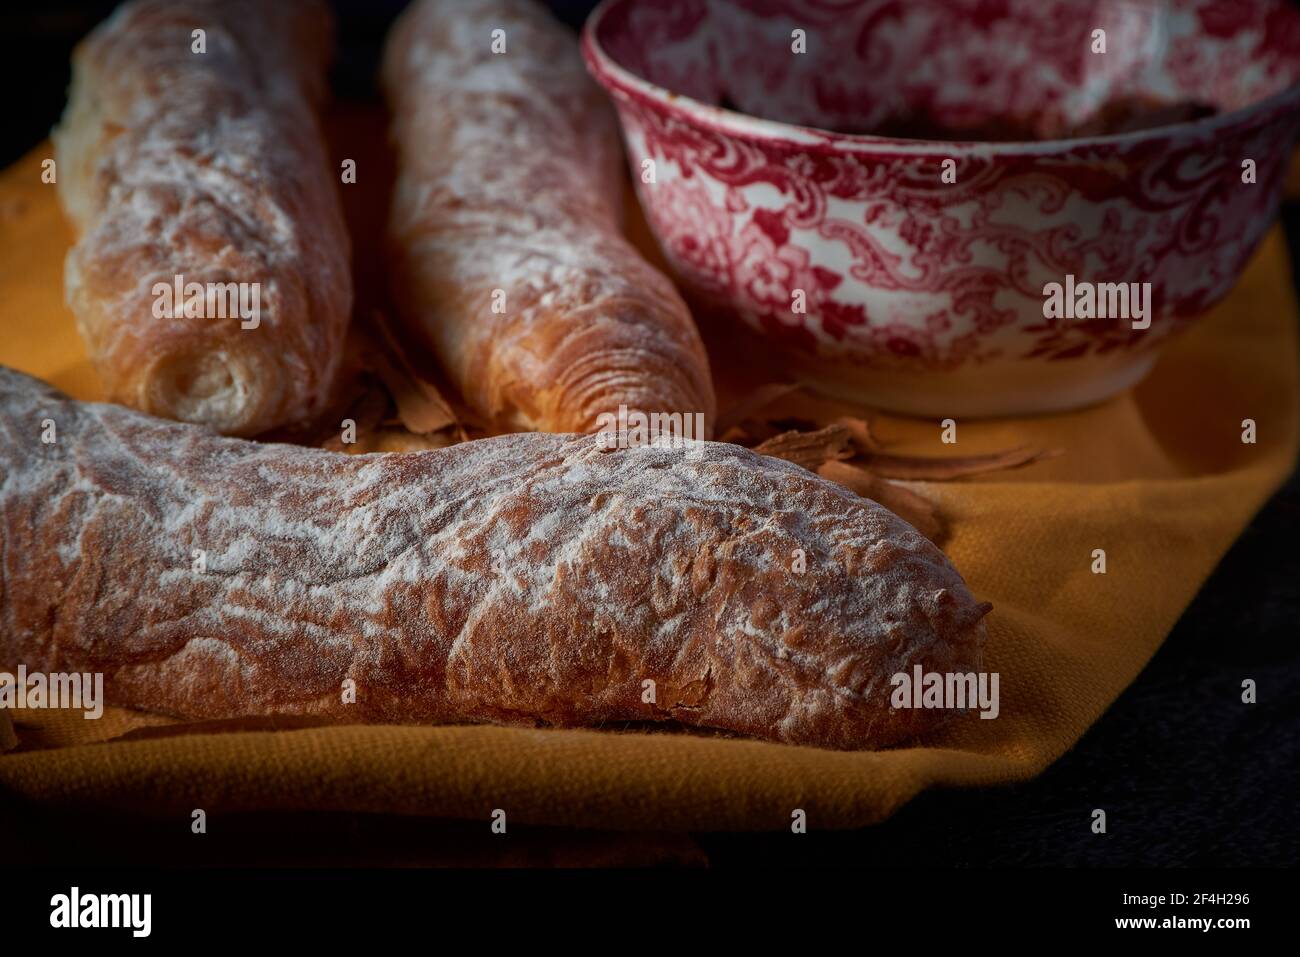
582,0 -> 1300,416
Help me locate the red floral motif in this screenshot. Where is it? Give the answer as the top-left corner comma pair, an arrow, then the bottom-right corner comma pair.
1260,7 -> 1300,68
586,0 -> 1300,372
732,216 -> 817,311
1198,0 -> 1244,39
641,177 -> 734,296
819,300 -> 868,340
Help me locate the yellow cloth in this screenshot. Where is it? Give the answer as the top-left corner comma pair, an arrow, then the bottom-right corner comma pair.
0,141 -> 1295,831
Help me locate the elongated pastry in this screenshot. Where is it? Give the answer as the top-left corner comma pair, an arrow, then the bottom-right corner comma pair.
54,0 -> 351,436
382,0 -> 716,434
0,366 -> 988,750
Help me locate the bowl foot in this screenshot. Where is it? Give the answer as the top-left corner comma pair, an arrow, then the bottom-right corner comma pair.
791,351 -> 1161,419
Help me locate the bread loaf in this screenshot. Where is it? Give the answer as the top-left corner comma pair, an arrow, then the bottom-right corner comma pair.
54,0 -> 351,436
0,366 -> 989,749
382,0 -> 715,434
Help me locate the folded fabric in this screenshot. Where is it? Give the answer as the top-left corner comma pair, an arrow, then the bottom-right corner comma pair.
0,138 -> 1294,831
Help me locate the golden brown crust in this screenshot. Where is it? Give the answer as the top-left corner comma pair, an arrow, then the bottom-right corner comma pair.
382,0 -> 716,434
54,0 -> 351,436
0,366 -> 988,750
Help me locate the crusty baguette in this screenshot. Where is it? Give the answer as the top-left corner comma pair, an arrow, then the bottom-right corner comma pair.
382,0 -> 716,434
0,365 -> 988,750
54,0 -> 351,437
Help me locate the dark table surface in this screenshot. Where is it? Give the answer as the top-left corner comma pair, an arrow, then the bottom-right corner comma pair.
1,0 -> 1297,868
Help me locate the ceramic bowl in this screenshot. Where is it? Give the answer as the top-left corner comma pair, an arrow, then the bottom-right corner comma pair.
583,0 -> 1300,416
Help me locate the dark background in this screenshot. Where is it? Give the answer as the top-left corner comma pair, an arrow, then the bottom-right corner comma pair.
0,0 -> 1296,868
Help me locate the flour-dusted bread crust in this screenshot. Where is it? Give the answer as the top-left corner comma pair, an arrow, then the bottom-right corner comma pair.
382,0 -> 716,435
54,0 -> 351,437
0,366 -> 988,749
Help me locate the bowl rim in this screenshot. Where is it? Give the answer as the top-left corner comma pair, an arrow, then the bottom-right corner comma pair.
581,0 -> 1300,157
